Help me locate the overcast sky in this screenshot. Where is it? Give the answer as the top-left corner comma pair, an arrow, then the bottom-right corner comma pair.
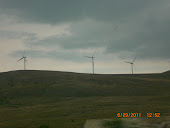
0,0 -> 170,74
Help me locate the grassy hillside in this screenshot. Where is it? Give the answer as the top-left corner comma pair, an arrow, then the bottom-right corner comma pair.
0,70 -> 170,128
1,70 -> 170,97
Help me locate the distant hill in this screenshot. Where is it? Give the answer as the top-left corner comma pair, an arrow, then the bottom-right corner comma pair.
0,70 -> 170,98
163,70 -> 170,74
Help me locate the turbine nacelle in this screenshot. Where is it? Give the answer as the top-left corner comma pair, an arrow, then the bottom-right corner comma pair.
125,61 -> 133,65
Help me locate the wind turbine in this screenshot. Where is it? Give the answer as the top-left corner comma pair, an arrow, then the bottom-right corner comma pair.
17,51 -> 27,70
125,57 -> 136,74
84,51 -> 96,74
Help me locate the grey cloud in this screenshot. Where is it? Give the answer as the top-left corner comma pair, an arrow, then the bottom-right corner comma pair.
0,30 -> 36,39
0,0 -> 152,24
27,13 -> 170,59
1,0 -> 170,60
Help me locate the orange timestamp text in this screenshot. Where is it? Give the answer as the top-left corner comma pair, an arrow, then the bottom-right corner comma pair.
117,113 -> 142,118
147,113 -> 160,117
117,112 -> 160,118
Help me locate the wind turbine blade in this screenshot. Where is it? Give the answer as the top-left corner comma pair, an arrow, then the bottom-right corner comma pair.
84,56 -> 92,58
25,59 -> 27,63
17,57 -> 24,62
125,61 -> 131,64
133,57 -> 136,63
133,64 -> 136,70
92,50 -> 96,57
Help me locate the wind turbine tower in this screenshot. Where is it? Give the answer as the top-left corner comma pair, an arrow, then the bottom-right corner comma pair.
125,57 -> 136,74
17,52 -> 27,70
85,51 -> 96,74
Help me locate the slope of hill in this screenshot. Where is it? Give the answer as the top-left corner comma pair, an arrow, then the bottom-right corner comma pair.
0,70 -> 170,98
0,70 -> 170,128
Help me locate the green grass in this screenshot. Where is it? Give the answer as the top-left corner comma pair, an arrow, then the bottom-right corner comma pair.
0,70 -> 170,128
39,124 -> 49,128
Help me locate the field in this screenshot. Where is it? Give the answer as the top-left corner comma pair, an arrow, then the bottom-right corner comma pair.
0,70 -> 170,128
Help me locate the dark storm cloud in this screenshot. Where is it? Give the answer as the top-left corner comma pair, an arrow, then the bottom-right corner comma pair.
0,0 -> 151,24
1,0 -> 170,60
